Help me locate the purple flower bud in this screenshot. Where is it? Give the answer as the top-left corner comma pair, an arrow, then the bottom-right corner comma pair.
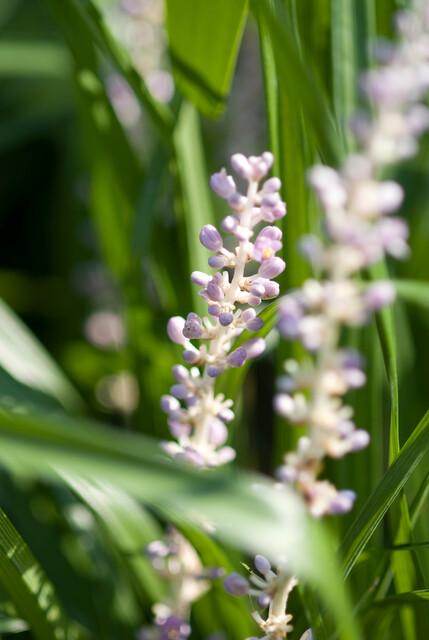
172,365 -> 189,383
248,294 -> 262,306
261,280 -> 280,298
170,384 -> 190,399
158,615 -> 191,640
250,283 -> 265,297
208,255 -> 227,268
364,281 -> 396,310
160,394 -> 180,414
378,181 -> 404,214
169,421 -> 192,438
249,152 -> 274,179
224,573 -> 249,596
263,177 -> 281,192
200,224 -> 223,251
208,303 -> 221,316
257,593 -> 271,608
349,429 -> 370,451
329,490 -> 356,515
145,540 -> 169,559
183,313 -> 203,339
244,337 -> 266,359
191,271 -> 211,286
227,347 -> 247,368
218,408 -> 235,422
241,309 -> 256,323
253,226 -> 283,262
210,169 -> 236,199
254,554 -> 271,575
167,316 -> 186,345
246,317 -> 264,331
231,153 -> 253,180
207,279 -> 225,302
207,365 -> 224,378
207,417 -> 228,447
219,312 -> 234,326
258,257 -> 286,279
276,464 -> 297,483
221,215 -> 238,232
183,349 -> 200,364
216,446 -> 236,465
228,192 -> 247,211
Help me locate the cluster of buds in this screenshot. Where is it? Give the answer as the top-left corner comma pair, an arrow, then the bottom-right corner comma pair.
139,528 -> 222,640
274,0 -> 429,518
224,555 -> 311,640
162,152 -> 286,467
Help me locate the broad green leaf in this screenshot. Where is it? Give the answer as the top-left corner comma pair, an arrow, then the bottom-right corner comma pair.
166,0 -> 248,117
0,408 -> 359,639
394,279 -> 429,310
0,508 -> 85,640
0,298 -> 82,412
62,476 -> 165,605
0,42 -> 70,77
341,409 -> 429,579
173,102 -> 216,314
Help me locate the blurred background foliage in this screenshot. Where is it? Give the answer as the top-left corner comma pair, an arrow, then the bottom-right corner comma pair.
0,0 -> 428,638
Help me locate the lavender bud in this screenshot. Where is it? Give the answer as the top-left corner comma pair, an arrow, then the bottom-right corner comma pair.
191,271 -> 211,286
183,313 -> 203,339
364,281 -> 396,310
208,303 -> 221,316
207,279 -> 225,301
224,573 -> 249,596
254,554 -> 271,575
169,421 -> 191,438
230,153 -> 252,180
221,215 -> 238,232
378,181 -> 404,214
263,177 -> 281,192
183,349 -> 200,364
167,316 -> 186,345
350,429 -> 370,450
244,337 -> 266,359
208,255 -> 227,268
246,317 -> 264,331
219,312 -> 234,326
228,192 -> 247,211
250,283 -> 266,297
160,394 -> 180,414
170,384 -> 190,400
329,490 -> 356,515
145,540 -> 169,559
258,257 -> 286,279
172,365 -> 189,383
261,280 -> 280,298
207,365 -> 224,378
218,408 -> 235,422
248,294 -> 262,306
200,224 -> 223,251
210,169 -> 236,199
241,309 -> 256,323
207,417 -> 228,446
257,593 -> 271,608
227,347 -> 247,368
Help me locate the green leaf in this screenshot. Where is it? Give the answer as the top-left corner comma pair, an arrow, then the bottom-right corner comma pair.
341,409 -> 429,579
0,298 -> 82,412
166,0 -> 248,117
0,408 -> 360,639
394,279 -> 429,310
0,41 -> 70,77
173,102 -> 216,314
0,508 -> 86,640
62,476 -> 165,605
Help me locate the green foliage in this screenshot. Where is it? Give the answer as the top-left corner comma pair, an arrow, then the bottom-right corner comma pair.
0,0 -> 428,638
